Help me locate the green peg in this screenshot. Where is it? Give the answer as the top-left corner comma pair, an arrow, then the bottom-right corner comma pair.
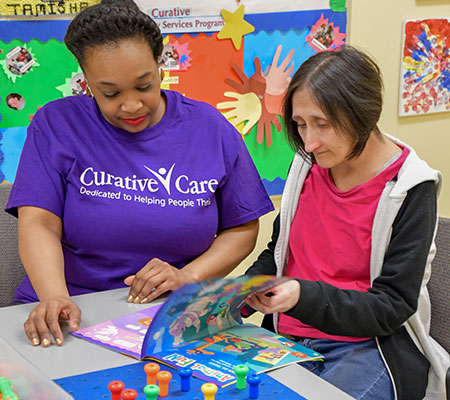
234,364 -> 249,390
143,384 -> 160,400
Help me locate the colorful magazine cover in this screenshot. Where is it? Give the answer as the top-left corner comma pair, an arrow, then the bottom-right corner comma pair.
72,275 -> 323,386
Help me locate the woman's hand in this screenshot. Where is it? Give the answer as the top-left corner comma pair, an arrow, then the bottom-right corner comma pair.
245,279 -> 301,314
124,258 -> 191,304
23,296 -> 81,347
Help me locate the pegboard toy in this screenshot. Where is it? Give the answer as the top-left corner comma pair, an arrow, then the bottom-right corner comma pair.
108,380 -> 125,400
233,364 -> 249,390
143,384 -> 159,400
247,373 -> 262,399
200,383 -> 217,400
156,371 -> 172,397
179,367 -> 193,392
0,376 -> 19,400
54,361 -> 307,400
144,363 -> 159,386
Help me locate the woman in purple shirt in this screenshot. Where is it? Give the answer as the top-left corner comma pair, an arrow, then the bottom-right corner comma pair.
6,0 -> 273,347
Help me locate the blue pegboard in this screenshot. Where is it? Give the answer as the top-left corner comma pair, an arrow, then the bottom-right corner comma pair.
54,361 -> 307,400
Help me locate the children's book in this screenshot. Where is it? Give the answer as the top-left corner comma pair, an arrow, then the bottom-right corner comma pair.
71,275 -> 323,387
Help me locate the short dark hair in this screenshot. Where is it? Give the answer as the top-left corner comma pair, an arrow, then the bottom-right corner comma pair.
283,46 -> 384,161
64,0 -> 163,66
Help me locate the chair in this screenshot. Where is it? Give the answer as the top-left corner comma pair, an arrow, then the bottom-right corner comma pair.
0,183 -> 25,307
429,217 -> 450,353
428,217 -> 450,399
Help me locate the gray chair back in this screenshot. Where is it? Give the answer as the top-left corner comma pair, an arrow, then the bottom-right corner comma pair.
429,217 -> 450,353
0,183 -> 25,307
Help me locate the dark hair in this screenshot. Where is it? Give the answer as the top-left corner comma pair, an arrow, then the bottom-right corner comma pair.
64,0 -> 163,66
283,46 -> 384,161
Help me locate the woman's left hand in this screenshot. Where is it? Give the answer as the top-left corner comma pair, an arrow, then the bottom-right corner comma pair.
245,279 -> 301,314
124,258 -> 191,304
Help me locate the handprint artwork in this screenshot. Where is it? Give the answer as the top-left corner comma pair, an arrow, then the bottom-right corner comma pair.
217,45 -> 294,147
216,92 -> 262,135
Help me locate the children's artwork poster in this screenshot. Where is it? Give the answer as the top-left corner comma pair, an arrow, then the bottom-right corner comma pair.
0,1 -> 347,194
399,18 -> 450,117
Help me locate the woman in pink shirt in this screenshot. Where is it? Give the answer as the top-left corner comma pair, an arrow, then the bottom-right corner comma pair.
245,47 -> 448,400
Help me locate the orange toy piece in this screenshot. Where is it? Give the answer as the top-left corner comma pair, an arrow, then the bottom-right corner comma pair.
156,370 -> 172,397
144,363 -> 160,385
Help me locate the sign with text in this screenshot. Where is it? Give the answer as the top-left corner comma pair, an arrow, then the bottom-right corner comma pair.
0,0 -> 99,17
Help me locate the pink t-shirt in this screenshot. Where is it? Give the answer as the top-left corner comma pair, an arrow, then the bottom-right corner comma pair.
278,147 -> 409,341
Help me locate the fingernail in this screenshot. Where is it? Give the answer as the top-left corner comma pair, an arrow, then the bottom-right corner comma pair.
32,338 -> 40,346
127,295 -> 133,303
133,296 -> 140,304
56,338 -> 62,346
140,298 -> 148,304
42,338 -> 50,347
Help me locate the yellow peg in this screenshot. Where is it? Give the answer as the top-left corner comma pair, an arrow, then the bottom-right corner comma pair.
201,382 -> 218,400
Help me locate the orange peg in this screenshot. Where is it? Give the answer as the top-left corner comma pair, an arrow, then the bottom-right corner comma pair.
156,370 -> 172,397
144,362 -> 160,385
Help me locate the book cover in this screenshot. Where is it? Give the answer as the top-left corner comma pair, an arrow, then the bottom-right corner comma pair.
72,275 -> 322,386
71,303 -> 162,359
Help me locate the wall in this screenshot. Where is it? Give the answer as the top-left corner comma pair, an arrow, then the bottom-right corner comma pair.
348,0 -> 450,217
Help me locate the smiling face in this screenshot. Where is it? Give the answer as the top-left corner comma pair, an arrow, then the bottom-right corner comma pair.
82,37 -> 165,133
7,97 -> 21,109
292,87 -> 354,170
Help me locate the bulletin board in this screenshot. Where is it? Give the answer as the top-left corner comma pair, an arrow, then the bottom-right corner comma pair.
0,0 -> 347,194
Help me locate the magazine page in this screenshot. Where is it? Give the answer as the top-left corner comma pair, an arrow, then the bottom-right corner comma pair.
70,303 -> 162,359
142,275 -> 288,356
145,323 -> 322,387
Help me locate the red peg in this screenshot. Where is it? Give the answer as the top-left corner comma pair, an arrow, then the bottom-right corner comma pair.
121,388 -> 138,400
108,380 -> 125,400
156,370 -> 172,397
144,362 -> 160,385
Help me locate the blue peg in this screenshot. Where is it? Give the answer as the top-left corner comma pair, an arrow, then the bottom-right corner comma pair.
247,372 -> 262,399
179,366 -> 193,392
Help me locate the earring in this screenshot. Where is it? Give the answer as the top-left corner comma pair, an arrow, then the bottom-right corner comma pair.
86,83 -> 93,98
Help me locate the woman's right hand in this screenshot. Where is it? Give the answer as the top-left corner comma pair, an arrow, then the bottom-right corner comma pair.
245,279 -> 301,314
23,296 -> 81,347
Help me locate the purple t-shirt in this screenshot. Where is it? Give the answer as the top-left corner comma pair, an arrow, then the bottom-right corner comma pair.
6,90 -> 273,302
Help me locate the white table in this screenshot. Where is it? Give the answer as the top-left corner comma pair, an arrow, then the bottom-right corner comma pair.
0,287 -> 353,399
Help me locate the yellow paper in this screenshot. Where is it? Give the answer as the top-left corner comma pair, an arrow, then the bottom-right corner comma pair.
217,5 -> 255,50
1,0 -> 100,17
217,91 -> 262,135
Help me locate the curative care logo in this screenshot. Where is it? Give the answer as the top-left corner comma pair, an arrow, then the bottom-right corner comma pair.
143,164 -> 175,195
79,164 -> 219,196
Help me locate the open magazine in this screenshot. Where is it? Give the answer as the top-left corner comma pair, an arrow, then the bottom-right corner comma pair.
71,275 -> 323,387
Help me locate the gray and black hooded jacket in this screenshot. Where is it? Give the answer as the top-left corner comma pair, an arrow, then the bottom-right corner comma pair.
246,134 -> 450,399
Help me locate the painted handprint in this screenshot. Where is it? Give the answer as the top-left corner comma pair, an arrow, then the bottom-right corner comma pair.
265,45 -> 295,96
217,92 -> 262,135
220,45 -> 295,147
257,99 -> 281,147
225,59 -> 266,100
263,45 -> 295,115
